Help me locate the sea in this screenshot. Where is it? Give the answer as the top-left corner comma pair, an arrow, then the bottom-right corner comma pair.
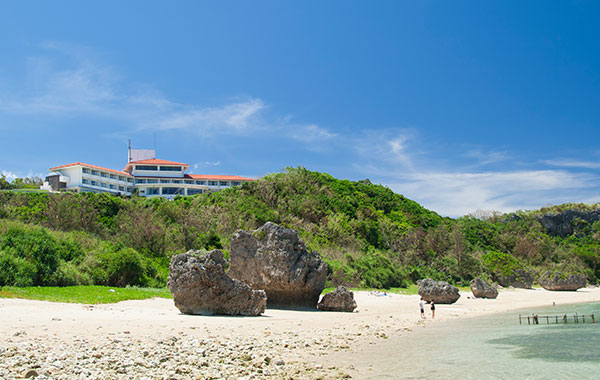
354,301 -> 600,380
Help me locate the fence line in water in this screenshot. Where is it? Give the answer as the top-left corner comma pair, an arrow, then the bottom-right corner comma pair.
519,313 -> 596,325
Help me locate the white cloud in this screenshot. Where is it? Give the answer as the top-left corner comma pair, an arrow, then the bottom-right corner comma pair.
351,132 -> 600,217
193,161 -> 221,170
541,159 -> 600,170
0,44 -> 266,137
291,124 -> 337,142
387,169 -> 598,217
1,170 -> 18,182
463,149 -> 509,167
153,99 -> 265,134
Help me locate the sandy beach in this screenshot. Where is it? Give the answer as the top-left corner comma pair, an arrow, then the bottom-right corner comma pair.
1,287 -> 600,380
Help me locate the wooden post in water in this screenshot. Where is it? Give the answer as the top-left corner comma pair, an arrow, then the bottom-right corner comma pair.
592,314 -> 595,324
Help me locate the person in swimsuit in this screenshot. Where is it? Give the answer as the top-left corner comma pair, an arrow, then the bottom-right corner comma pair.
430,300 -> 435,319
419,298 -> 425,318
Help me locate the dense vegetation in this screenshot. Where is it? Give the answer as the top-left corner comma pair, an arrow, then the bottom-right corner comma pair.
1,168 -> 599,289
0,174 -> 42,190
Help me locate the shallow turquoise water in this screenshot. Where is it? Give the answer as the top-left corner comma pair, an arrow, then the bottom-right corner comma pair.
358,301 -> 600,380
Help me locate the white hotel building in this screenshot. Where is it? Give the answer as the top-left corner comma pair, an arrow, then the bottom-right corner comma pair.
42,152 -> 255,198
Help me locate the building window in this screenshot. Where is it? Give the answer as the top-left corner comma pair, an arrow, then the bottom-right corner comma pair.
119,176 -> 126,181
127,178 -> 134,183
195,180 -> 206,185
185,180 -> 194,184
110,174 -> 117,180
82,168 -> 91,174
119,185 -> 125,191
147,179 -> 158,184
109,184 -> 116,189
91,180 -> 98,186
160,179 -> 171,184
159,166 -> 182,172
232,181 -> 241,186
100,182 -> 107,188
187,188 -> 203,195
219,181 -> 228,186
101,172 -> 108,178
92,170 -> 100,176
127,187 -> 134,192
82,178 -> 89,184
208,181 -> 218,186
147,187 -> 160,195
162,187 -> 184,195
135,179 -> 147,184
136,165 -> 158,171
172,180 -> 182,184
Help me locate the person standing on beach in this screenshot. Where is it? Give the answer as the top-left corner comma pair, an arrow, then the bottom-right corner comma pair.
419,298 -> 425,318
430,300 -> 435,319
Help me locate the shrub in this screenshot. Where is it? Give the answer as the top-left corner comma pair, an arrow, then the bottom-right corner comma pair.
0,249 -> 36,286
51,261 -> 93,286
0,226 -> 61,285
97,247 -> 147,287
347,250 -> 407,289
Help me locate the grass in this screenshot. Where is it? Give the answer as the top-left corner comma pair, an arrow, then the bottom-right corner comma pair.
0,285 -> 172,304
1,284 -> 476,304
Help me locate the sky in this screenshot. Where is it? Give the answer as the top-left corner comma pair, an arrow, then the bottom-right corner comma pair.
0,1 -> 599,217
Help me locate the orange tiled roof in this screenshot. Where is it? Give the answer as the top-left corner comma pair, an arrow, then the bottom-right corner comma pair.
124,158 -> 190,172
186,174 -> 256,181
49,162 -> 132,177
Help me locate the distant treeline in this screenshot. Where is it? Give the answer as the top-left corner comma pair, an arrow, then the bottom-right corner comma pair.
0,175 -> 42,190
0,167 -> 599,289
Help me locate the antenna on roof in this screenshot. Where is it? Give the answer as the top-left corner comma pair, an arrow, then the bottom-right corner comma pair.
128,139 -> 132,163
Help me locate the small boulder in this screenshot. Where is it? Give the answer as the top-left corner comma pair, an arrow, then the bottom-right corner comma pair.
470,278 -> 498,299
167,250 -> 267,316
494,269 -> 534,289
539,271 -> 587,291
417,278 -> 460,304
317,286 -> 357,312
228,222 -> 327,308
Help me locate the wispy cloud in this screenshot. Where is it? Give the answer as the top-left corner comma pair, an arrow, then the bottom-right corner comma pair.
193,161 -> 221,170
541,159 -> 600,170
351,132 -> 600,217
0,44 -> 266,137
463,149 -> 509,167
1,170 -> 18,182
387,169 -> 598,217
291,124 -> 337,142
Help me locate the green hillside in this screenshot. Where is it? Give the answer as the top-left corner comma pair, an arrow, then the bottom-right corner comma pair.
1,167 -> 599,289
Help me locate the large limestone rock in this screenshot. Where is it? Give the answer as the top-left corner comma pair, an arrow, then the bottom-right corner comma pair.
317,286 -> 357,312
228,222 -> 328,308
470,278 -> 498,299
539,271 -> 587,291
167,250 -> 267,316
536,209 -> 600,238
417,278 -> 460,304
494,269 -> 534,289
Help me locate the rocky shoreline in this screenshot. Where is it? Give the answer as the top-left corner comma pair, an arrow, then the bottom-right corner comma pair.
1,329 -> 355,380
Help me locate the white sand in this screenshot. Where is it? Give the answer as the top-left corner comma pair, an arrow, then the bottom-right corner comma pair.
1,287 -> 599,379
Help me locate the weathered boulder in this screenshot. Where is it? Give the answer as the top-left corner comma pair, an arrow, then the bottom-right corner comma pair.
228,222 -> 328,308
539,271 -> 587,291
470,278 -> 498,299
494,269 -> 534,289
317,286 -> 357,312
167,250 -> 267,316
417,278 -> 460,304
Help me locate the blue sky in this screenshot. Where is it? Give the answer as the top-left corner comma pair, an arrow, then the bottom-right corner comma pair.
1,1 -> 599,217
